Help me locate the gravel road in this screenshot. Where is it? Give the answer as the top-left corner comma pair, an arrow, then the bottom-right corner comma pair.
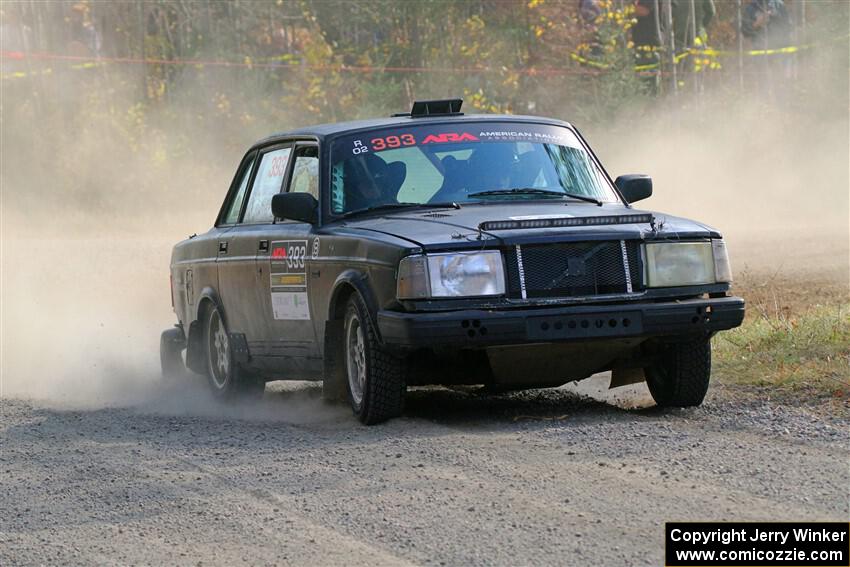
2,375 -> 847,567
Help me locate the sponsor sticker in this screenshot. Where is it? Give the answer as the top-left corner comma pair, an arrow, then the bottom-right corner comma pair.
270,274 -> 306,287
337,124 -> 586,157
420,132 -> 478,144
269,239 -> 310,320
271,292 -> 310,321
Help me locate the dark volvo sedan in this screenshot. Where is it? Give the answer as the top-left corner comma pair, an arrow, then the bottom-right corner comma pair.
161,99 -> 745,424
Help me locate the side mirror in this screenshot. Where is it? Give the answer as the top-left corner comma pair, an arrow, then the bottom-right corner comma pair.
271,192 -> 318,224
615,174 -> 653,204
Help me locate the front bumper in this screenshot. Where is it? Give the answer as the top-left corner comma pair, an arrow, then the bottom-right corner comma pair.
377,296 -> 745,349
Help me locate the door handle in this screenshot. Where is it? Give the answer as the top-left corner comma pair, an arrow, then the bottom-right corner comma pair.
218,241 -> 228,254
258,240 -> 269,253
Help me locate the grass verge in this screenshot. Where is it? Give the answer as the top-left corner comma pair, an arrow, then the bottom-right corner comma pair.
713,301 -> 850,406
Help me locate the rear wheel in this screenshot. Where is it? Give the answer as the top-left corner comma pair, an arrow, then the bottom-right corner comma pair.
645,338 -> 711,407
204,305 -> 264,400
344,294 -> 405,424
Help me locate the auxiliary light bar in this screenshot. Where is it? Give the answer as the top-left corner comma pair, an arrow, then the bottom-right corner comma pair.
479,214 -> 654,231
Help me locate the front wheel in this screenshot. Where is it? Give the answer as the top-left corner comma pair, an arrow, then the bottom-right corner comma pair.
344,294 -> 406,424
204,305 -> 264,401
645,338 -> 711,407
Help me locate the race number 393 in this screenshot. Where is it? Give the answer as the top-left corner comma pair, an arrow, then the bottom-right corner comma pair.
665,522 -> 849,567
271,240 -> 307,272
285,243 -> 306,269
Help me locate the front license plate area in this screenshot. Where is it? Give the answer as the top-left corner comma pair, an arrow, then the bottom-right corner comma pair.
527,311 -> 643,340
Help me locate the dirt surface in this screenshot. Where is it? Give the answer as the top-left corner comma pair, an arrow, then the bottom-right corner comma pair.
2,375 -> 848,567
1,234 -> 848,566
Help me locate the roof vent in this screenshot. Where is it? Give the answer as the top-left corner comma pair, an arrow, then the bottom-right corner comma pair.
393,98 -> 463,118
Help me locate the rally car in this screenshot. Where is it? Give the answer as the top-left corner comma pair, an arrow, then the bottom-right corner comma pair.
161,98 -> 745,424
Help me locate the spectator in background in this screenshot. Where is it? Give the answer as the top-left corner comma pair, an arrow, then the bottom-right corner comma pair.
673,0 -> 716,53
578,0 -> 604,57
632,0 -> 660,54
67,3 -> 101,58
579,0 -> 603,25
742,0 -> 792,49
632,0 -> 662,93
0,8 -> 33,79
0,8 -> 32,53
742,0 -> 793,100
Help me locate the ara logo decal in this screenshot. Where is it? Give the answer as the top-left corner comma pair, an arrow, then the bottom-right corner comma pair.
271,240 -> 307,270
421,132 -> 479,144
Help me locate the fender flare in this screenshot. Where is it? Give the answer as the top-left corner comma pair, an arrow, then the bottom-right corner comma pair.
328,269 -> 383,341
193,286 -> 223,324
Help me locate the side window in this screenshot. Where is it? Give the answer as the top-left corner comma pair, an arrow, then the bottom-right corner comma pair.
287,146 -> 319,200
243,147 -> 292,224
222,155 -> 255,224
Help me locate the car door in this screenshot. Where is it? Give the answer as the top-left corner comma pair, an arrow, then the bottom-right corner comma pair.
218,144 -> 293,356
258,143 -> 321,360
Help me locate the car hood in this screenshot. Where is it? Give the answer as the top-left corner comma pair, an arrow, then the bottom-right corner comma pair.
337,202 -> 720,250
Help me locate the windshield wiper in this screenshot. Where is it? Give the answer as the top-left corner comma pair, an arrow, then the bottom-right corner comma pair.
468,188 -> 567,198
468,187 -> 604,206
340,201 -> 459,218
561,192 -> 603,206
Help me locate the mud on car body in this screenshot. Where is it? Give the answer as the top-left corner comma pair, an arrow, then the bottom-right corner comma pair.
161,98 -> 745,424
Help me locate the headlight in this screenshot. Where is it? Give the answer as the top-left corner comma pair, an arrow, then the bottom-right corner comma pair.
397,251 -> 506,299
644,241 -> 716,287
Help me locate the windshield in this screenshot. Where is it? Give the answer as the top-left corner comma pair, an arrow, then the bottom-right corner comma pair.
329,122 -> 619,214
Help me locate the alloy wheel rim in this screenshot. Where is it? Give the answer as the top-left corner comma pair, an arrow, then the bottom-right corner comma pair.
346,317 -> 366,406
208,310 -> 230,389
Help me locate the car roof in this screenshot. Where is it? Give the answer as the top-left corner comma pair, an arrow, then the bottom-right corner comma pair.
250,113 -> 575,149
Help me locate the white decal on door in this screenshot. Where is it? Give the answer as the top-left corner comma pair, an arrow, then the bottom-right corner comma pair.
271,292 -> 310,321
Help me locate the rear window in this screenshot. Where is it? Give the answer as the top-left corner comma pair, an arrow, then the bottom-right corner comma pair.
243,147 -> 291,224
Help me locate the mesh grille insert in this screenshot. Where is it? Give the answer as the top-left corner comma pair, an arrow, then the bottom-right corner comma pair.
505,241 -> 642,299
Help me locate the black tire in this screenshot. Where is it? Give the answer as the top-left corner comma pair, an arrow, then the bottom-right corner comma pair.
645,338 -> 711,407
321,321 -> 347,404
343,294 -> 406,424
160,327 -> 187,380
204,305 -> 264,401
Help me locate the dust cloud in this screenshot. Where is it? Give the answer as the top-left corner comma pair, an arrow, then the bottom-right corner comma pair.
1,231 -> 344,422
590,100 -> 849,281
1,47 -> 847,410
0,65 -> 318,414
586,42 -> 849,282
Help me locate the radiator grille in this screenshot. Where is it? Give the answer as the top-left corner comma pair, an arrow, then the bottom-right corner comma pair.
505,241 -> 642,299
